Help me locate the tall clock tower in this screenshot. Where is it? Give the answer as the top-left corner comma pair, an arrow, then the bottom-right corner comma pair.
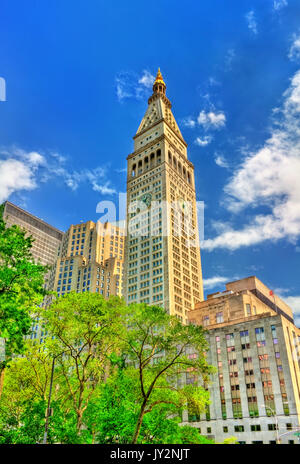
124,69 -> 204,324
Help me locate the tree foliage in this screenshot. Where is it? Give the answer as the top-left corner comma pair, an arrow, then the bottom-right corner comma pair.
0,204 -> 47,396
40,292 -> 126,431
119,303 -> 214,443
0,292 -> 225,444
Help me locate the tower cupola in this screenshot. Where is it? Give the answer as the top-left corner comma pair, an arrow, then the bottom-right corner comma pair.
153,68 -> 166,95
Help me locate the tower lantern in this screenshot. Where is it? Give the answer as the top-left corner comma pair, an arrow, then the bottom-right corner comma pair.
153,68 -> 166,95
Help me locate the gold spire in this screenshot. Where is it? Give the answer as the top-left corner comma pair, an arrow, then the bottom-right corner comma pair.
154,67 -> 165,86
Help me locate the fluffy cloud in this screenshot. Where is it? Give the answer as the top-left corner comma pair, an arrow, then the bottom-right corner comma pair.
245,10 -> 258,35
197,110 -> 226,129
288,35 -> 300,62
203,275 -> 234,290
182,117 -> 196,128
203,66 -> 300,251
116,70 -> 155,102
183,107 -> 226,148
0,158 -> 37,203
281,295 -> 300,326
195,136 -> 212,147
0,148 -> 116,203
138,70 -> 155,89
215,154 -> 229,168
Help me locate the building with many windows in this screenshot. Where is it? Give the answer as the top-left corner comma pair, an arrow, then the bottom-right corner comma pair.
123,69 -> 204,323
31,220 -> 125,343
46,220 -> 125,299
2,201 -> 63,266
184,277 -> 300,444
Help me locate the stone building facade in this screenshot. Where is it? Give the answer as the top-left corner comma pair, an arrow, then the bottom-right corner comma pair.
185,277 -> 300,444
124,69 -> 204,324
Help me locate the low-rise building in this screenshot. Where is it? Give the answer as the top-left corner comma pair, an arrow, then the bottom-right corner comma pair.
185,277 -> 300,444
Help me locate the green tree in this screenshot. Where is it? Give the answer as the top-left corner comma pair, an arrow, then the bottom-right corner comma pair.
0,204 -> 47,397
0,343 -> 80,444
41,292 -> 126,433
119,303 -> 214,444
83,366 -> 212,444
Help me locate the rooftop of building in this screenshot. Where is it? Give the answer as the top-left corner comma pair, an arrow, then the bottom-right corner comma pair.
3,200 -> 64,238
190,276 -> 296,327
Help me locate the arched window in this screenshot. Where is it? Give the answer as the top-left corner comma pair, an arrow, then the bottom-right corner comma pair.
183,167 -> 186,177
187,172 -> 191,184
138,160 -> 143,175
178,162 -> 182,174
132,164 -> 136,177
144,156 -> 149,170
173,156 -> 177,170
157,149 -> 161,165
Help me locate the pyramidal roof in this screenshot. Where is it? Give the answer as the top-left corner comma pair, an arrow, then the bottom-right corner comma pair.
135,69 -> 185,143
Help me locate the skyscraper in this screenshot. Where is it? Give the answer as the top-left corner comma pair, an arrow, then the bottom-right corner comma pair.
34,220 -> 125,344
3,201 -> 63,266
48,220 -> 125,299
124,69 -> 204,324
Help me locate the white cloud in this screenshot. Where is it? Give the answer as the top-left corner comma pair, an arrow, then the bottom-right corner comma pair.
197,110 -> 226,129
215,155 -> 229,168
26,151 -> 46,166
138,70 -> 155,89
203,68 -> 300,251
182,117 -> 196,128
281,296 -> 300,326
54,166 -> 116,195
194,136 -> 212,147
245,10 -> 258,35
273,0 -> 288,10
0,148 -> 116,202
0,158 -> 37,203
288,35 -> 300,62
203,275 -> 238,290
116,70 -> 155,102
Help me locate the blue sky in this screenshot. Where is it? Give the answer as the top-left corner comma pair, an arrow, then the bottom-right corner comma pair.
0,0 -> 300,324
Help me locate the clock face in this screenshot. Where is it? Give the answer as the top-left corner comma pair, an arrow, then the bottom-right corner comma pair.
140,193 -> 152,208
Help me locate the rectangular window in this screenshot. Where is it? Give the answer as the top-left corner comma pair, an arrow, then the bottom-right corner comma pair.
203,315 -> 209,326
268,424 -> 278,431
216,312 -> 224,323
234,426 -> 244,432
251,425 -> 261,432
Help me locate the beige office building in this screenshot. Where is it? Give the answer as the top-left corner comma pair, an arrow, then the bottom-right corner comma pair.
3,201 -> 63,266
124,69 -> 204,324
185,277 -> 300,444
46,219 -> 125,299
